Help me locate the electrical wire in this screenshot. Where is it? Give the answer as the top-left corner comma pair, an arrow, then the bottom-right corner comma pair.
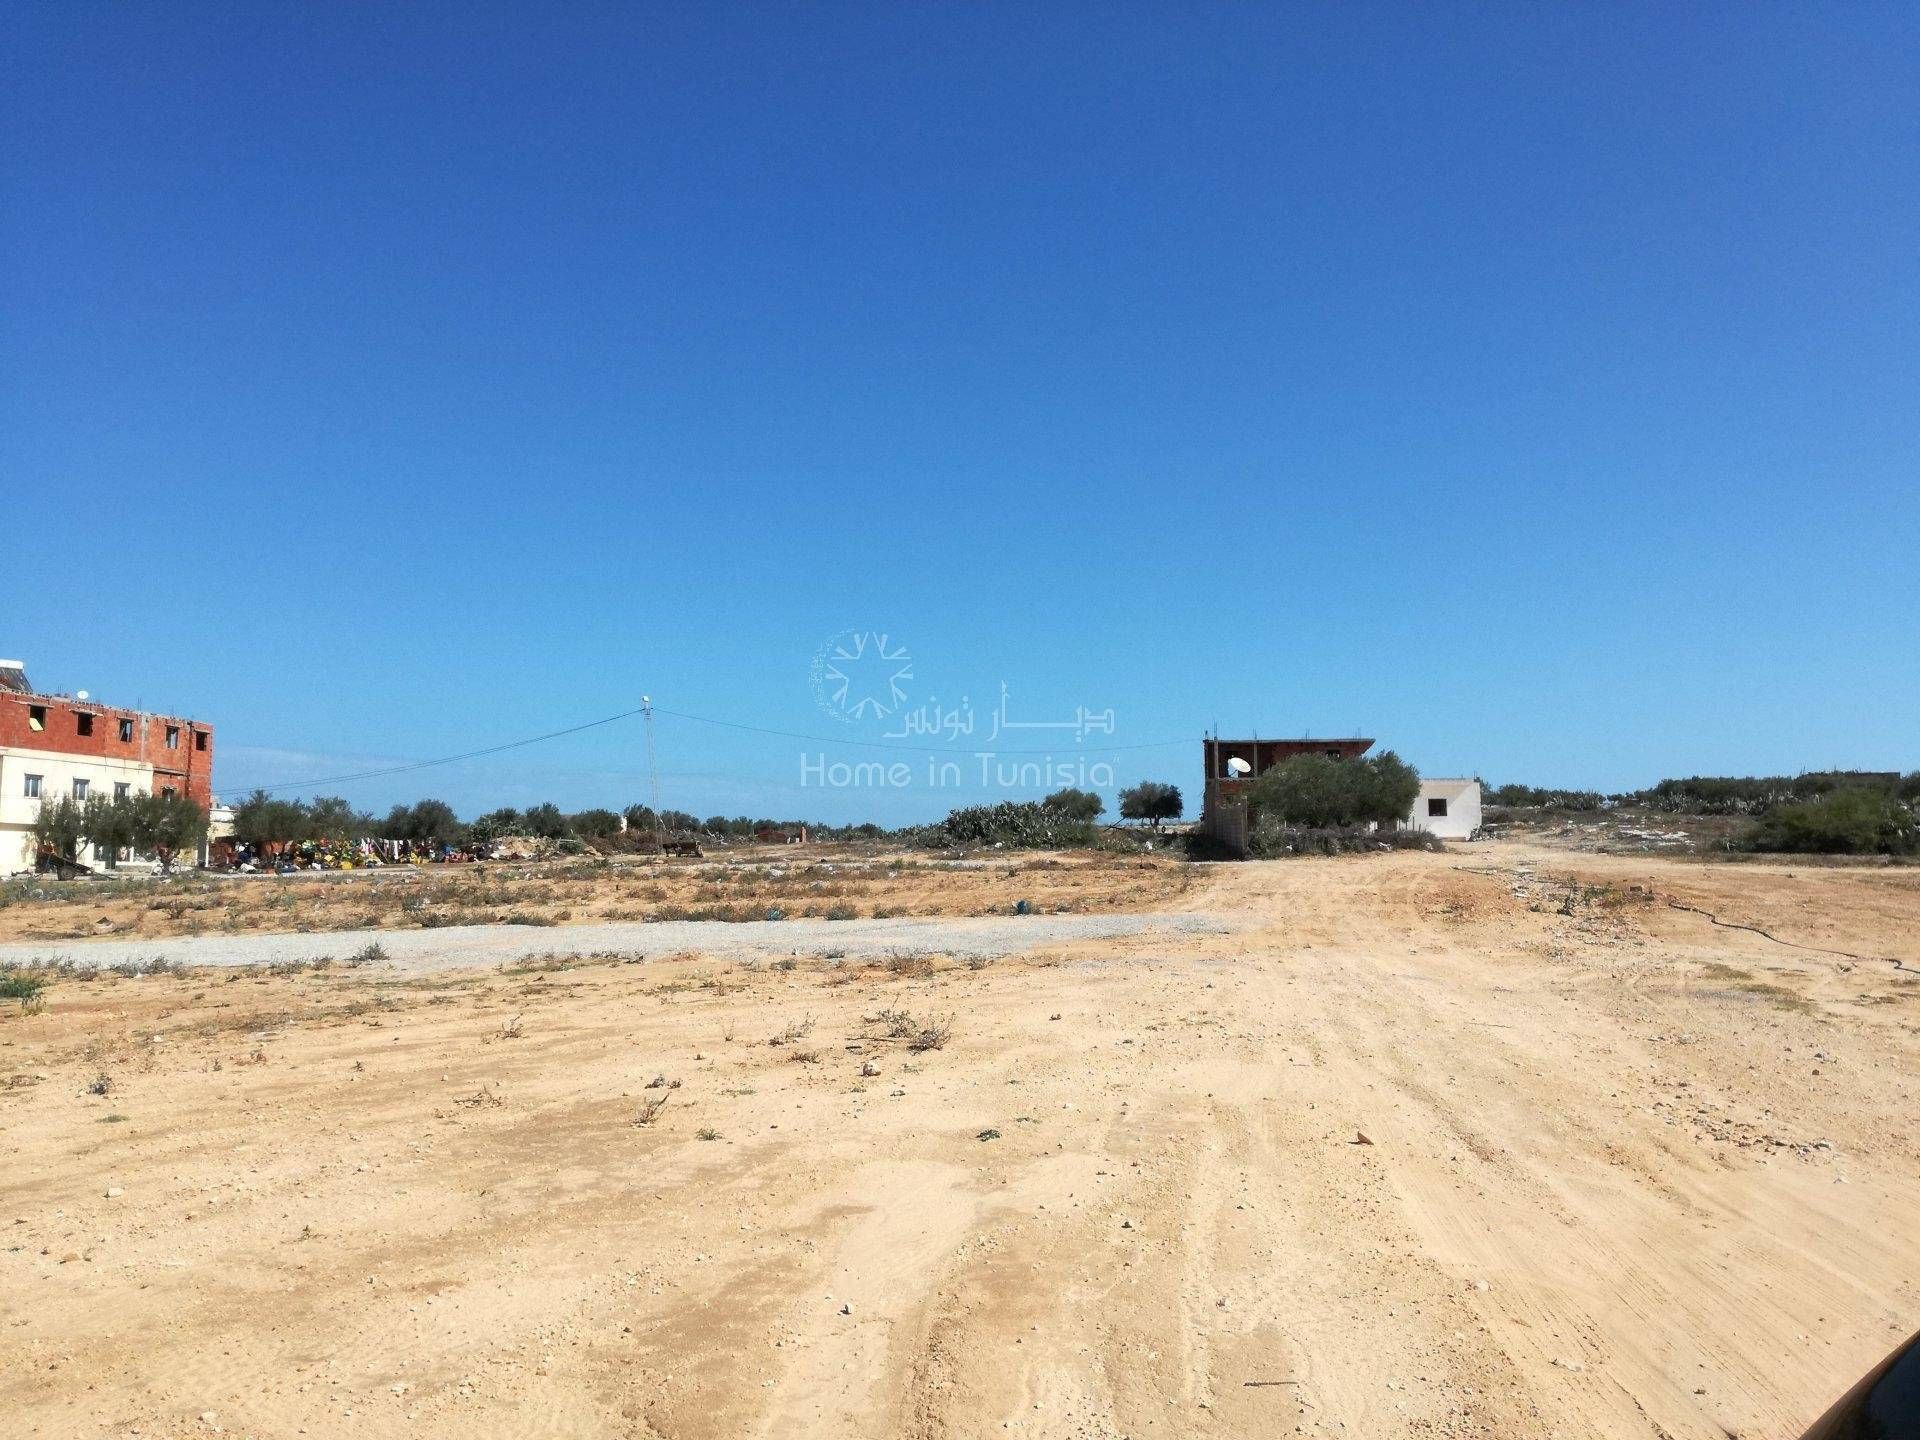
225,704 -> 653,795
223,701 -> 1194,796
651,706 -> 1193,756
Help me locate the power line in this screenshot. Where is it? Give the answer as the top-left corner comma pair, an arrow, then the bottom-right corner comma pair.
225,703 -> 653,795
224,701 -> 1195,796
652,707 -> 1192,756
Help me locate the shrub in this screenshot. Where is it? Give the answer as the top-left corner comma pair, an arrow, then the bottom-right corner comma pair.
1249,822 -> 1444,858
1177,828 -> 1243,861
930,802 -> 1097,850
568,808 -> 623,840
1484,784 -> 1606,811
0,971 -> 47,1002
907,1014 -> 952,1051
1639,773 -> 1906,816
1041,787 -> 1105,821
469,808 -> 523,843
1742,790 -> 1919,855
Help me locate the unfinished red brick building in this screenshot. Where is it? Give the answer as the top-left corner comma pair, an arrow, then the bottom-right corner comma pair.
0,660 -> 213,869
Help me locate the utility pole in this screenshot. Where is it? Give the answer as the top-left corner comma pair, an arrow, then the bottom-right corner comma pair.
642,696 -> 661,834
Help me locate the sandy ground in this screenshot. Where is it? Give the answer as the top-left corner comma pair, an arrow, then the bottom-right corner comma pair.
3,841 -> 1917,1439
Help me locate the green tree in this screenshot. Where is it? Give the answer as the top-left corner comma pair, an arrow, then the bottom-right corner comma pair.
569,807 -> 622,839
32,795 -> 87,863
521,802 -> 569,839
623,803 -> 658,833
231,790 -> 311,846
1245,751 -> 1419,829
80,793 -> 140,868
132,793 -> 209,871
383,799 -> 463,847
307,795 -> 370,838
1118,781 -> 1182,829
1042,787 -> 1105,821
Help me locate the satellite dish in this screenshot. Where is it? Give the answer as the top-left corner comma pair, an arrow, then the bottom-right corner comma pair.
76,690 -> 89,701
1226,757 -> 1252,777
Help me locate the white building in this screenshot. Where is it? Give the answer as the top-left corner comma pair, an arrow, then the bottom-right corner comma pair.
1403,778 -> 1482,840
0,752 -> 173,872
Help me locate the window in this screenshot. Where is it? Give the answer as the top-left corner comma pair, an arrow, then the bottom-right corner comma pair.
28,704 -> 45,731
162,785 -> 175,798
22,774 -> 41,799
72,778 -> 90,801
1326,748 -> 1345,760
76,711 -> 94,737
1428,797 -> 1448,818
119,717 -> 134,742
115,782 -> 131,800
94,844 -> 109,862
194,729 -> 207,752
165,725 -> 180,750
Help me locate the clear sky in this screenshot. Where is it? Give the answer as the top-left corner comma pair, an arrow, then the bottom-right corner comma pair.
5,4 -> 1915,824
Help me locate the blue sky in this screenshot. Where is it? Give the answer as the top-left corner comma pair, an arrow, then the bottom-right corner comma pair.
4,4 -> 1915,823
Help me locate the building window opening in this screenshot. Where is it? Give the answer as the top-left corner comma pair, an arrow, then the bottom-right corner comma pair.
165,725 -> 180,750
115,782 -> 130,800
77,712 -> 94,737
72,778 -> 90,801
194,729 -> 207,752
29,704 -> 46,731
119,717 -> 134,742
23,774 -> 41,798
1428,797 -> 1449,818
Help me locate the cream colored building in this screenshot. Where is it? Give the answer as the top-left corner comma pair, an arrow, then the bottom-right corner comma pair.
1403,778 -> 1483,840
0,748 -> 166,872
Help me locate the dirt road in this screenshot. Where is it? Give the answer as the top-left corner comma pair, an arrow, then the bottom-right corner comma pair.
3,843 -> 1916,1438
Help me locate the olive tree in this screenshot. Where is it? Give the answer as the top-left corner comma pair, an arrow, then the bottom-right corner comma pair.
1118,781 -> 1183,828
132,793 -> 209,871
31,795 -> 87,863
1245,751 -> 1420,829
80,793 -> 141,867
231,790 -> 312,846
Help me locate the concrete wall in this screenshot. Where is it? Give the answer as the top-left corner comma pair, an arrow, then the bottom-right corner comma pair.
1403,779 -> 1482,840
1200,795 -> 1249,857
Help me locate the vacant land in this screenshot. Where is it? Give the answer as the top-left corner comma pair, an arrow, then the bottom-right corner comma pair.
3,844 -> 1916,1439
0,848 -> 1195,944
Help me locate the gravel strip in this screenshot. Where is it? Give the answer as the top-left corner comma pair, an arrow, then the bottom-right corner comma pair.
0,912 -> 1230,974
